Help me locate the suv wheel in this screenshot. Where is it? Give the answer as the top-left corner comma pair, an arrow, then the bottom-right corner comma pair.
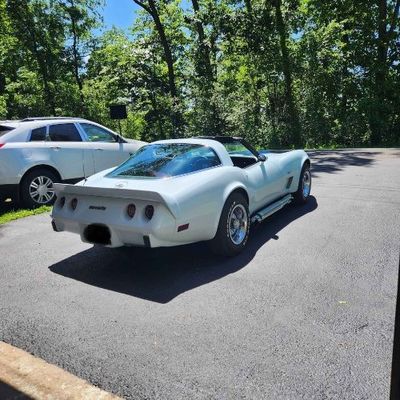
21,168 -> 58,208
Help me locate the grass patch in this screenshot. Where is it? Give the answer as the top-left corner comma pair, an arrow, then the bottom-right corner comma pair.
0,206 -> 52,225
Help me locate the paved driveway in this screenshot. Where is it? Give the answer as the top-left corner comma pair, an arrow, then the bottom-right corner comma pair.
1,149 -> 399,399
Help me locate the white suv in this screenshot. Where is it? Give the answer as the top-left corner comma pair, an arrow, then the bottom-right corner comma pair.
0,117 -> 145,208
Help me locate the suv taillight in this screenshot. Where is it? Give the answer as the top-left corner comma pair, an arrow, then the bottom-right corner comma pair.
0,143 -> 5,148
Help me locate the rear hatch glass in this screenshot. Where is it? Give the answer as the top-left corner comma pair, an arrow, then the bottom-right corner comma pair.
0,125 -> 16,137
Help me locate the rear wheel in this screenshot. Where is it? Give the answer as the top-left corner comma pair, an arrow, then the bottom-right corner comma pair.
20,168 -> 58,208
293,164 -> 311,204
209,192 -> 250,257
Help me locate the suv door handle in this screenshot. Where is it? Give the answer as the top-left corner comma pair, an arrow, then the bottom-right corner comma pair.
50,146 -> 61,150
95,148 -> 104,151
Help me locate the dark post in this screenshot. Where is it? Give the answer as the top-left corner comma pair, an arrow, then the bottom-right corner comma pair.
109,105 -> 127,136
390,255 -> 400,399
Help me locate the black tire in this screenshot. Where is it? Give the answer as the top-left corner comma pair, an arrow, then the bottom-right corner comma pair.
209,192 -> 250,257
293,163 -> 311,205
20,168 -> 58,209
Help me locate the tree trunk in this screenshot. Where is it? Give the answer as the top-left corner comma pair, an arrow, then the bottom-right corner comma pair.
30,28 -> 56,115
244,0 -> 253,14
370,0 -> 388,145
191,0 -> 214,82
132,0 -> 183,137
67,0 -> 85,111
273,0 -> 301,147
190,0 -> 222,134
244,0 -> 261,137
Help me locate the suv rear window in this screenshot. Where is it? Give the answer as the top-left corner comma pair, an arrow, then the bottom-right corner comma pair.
0,125 -> 15,137
30,127 -> 47,141
48,123 -> 82,142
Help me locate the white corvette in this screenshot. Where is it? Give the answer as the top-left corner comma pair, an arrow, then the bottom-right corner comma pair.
51,137 -> 311,256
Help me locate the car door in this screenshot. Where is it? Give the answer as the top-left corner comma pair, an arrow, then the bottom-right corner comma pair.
79,123 -> 134,173
45,123 -> 95,180
244,158 -> 285,209
224,140 -> 286,209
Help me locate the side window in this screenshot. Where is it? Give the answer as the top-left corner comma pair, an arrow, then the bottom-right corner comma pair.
190,146 -> 221,168
223,141 -> 251,156
30,127 -> 47,141
80,123 -> 116,143
48,123 -> 82,142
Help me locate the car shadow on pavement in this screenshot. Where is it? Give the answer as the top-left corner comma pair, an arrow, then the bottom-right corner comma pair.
49,196 -> 318,304
0,201 -> 16,216
309,150 -> 378,176
0,380 -> 32,399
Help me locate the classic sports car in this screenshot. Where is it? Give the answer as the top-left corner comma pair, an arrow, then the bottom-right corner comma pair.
51,136 -> 311,256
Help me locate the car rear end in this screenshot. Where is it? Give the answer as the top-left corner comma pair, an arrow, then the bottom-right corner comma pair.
51,184 -> 185,248
0,122 -> 29,202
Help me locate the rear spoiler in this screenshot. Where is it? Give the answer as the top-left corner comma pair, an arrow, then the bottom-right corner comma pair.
53,183 -> 179,217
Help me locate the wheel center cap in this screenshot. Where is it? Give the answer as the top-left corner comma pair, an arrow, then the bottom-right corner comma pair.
233,220 -> 240,229
38,185 -> 46,195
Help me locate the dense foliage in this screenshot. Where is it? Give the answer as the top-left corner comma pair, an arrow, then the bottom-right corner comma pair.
1,0 -> 399,147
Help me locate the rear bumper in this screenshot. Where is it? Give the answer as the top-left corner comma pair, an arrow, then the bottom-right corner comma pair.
50,194 -> 194,248
50,188 -> 216,248
51,216 -> 182,248
0,184 -> 19,202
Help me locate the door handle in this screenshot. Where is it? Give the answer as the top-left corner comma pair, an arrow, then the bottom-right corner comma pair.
50,146 -> 61,150
95,148 -> 104,151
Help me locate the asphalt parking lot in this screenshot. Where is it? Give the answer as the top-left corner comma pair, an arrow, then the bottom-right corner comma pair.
1,149 -> 399,399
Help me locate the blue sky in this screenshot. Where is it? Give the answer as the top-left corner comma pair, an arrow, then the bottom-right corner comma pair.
99,0 -> 190,34
100,0 -> 139,33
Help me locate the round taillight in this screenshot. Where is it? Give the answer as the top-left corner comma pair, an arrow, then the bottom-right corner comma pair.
59,197 -> 66,208
70,198 -> 78,210
144,205 -> 154,220
126,203 -> 136,218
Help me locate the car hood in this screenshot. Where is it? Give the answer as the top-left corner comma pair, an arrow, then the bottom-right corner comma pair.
123,138 -> 147,146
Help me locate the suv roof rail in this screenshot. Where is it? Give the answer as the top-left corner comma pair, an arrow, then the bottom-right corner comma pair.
21,117 -> 81,122
196,135 -> 243,142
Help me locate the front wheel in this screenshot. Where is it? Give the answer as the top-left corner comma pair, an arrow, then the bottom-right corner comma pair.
20,168 -> 58,208
293,164 -> 311,204
209,192 -> 250,257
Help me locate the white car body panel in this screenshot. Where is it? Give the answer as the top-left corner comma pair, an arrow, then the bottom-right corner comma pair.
0,118 -> 145,201
90,142 -> 137,172
51,138 -> 309,248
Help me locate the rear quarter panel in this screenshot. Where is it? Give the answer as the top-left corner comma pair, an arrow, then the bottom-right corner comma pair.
0,142 -> 87,184
169,166 -> 249,241
0,144 -> 59,185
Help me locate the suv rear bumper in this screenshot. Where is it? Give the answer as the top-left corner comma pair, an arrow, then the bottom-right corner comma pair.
0,184 -> 19,202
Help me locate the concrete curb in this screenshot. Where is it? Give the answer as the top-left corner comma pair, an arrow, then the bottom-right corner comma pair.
0,342 -> 122,400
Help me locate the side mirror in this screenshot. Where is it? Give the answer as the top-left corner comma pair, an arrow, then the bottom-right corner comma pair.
258,154 -> 267,162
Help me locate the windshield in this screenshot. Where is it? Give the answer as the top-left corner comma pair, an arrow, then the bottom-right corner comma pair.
108,143 -> 221,178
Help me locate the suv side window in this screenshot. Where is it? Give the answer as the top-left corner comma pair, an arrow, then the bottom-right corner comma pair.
80,123 -> 117,143
48,123 -> 82,142
30,127 -> 47,141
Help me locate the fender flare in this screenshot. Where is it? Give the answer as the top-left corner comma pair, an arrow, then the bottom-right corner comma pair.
210,182 -> 250,237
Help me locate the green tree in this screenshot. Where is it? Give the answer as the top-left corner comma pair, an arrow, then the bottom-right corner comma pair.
6,0 -> 66,115
59,0 -> 103,111
132,0 -> 184,137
